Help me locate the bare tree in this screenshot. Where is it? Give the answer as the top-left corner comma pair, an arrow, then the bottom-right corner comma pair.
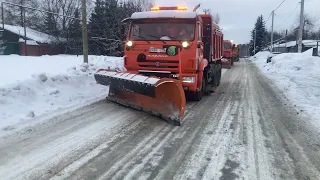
2,0 -> 41,28
295,13 -> 318,39
213,12 -> 220,24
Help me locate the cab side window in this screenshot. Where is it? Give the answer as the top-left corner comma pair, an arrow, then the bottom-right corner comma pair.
198,23 -> 202,41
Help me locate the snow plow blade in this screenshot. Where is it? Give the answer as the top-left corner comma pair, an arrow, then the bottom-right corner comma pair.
94,70 -> 186,125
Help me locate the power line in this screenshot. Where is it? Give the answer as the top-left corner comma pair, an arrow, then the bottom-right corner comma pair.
274,0 -> 287,12
278,2 -> 300,28
266,28 -> 299,46
266,0 -> 287,24
266,12 -> 273,24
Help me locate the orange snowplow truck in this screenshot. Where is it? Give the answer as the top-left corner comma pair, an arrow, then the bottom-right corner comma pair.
223,40 -> 233,65
94,5 -> 223,125
232,44 -> 239,62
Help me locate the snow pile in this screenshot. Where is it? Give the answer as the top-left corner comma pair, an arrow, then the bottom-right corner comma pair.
0,55 -> 124,133
302,47 -> 320,56
250,51 -> 320,127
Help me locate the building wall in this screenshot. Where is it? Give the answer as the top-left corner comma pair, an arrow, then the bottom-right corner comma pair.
19,42 -> 65,56
1,29 -> 65,56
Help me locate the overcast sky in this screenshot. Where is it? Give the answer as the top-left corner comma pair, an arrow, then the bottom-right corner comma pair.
155,0 -> 320,44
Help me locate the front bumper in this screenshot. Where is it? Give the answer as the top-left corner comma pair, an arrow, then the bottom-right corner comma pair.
181,74 -> 198,92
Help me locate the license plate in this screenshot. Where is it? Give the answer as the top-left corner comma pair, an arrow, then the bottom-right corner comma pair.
149,48 -> 166,53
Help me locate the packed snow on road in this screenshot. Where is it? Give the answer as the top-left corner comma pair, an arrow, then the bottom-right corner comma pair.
250,50 -> 320,128
0,55 -> 124,135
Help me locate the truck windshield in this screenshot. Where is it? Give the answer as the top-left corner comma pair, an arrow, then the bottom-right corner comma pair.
224,42 -> 232,49
129,22 -> 195,41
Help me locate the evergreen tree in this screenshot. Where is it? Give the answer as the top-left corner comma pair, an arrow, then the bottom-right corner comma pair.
249,15 -> 268,55
43,11 -> 59,37
87,0 -> 153,56
88,0 -> 107,55
67,8 -> 82,55
104,0 -> 121,56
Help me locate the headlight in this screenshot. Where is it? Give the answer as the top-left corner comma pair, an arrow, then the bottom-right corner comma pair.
126,41 -> 133,47
182,77 -> 195,83
182,41 -> 189,48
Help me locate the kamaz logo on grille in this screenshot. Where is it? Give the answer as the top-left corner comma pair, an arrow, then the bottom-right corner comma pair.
155,62 -> 160,67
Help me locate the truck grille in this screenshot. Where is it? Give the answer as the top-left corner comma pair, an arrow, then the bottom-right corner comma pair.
138,60 -> 179,71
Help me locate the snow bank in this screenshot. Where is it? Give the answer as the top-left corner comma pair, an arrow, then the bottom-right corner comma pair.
250,51 -> 320,128
0,55 -> 124,134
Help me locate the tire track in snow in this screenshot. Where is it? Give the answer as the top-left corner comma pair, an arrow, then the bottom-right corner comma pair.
1,59 -> 320,180
81,99 -> 212,180
0,101 -> 152,180
251,62 -> 320,180
169,64 -> 245,180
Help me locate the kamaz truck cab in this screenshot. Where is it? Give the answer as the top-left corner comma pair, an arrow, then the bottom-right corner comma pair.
223,40 -> 233,65
122,6 -> 223,99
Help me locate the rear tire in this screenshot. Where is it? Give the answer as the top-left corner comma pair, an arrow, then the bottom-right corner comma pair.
217,66 -> 221,86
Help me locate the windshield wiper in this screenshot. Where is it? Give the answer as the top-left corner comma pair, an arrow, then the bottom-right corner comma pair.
146,34 -> 166,44
134,35 -> 150,44
159,35 -> 183,44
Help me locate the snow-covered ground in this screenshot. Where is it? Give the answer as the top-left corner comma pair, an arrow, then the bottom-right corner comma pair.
0,55 -> 124,135
250,50 -> 320,128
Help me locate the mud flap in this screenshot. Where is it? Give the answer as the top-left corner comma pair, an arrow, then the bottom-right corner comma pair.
94,70 -> 186,125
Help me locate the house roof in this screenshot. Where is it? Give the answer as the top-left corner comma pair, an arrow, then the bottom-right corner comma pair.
273,40 -> 320,48
1,24 -> 64,44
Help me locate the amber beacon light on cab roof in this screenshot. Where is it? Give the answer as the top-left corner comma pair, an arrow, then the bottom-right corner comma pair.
94,4 -> 224,125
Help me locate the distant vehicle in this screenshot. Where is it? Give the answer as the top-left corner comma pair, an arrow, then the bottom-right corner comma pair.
232,44 -> 240,62
222,40 -> 233,68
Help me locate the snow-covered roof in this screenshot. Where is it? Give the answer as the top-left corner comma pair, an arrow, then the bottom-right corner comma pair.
18,38 -> 39,45
1,24 -> 61,44
273,40 -> 320,48
131,10 -> 197,19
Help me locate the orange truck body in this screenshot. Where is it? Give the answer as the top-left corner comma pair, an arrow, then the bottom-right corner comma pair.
223,40 -> 233,59
94,6 -> 224,125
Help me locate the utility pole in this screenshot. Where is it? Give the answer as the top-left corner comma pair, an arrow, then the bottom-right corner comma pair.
1,2 -> 4,30
285,29 -> 288,48
271,10 -> 274,52
23,7 -> 27,56
82,0 -> 88,63
298,0 -> 304,53
254,28 -> 257,54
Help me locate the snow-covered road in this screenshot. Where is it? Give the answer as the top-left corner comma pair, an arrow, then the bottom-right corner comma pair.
0,59 -> 319,180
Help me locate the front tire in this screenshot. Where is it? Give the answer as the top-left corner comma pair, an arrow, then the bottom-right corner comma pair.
192,79 -> 205,101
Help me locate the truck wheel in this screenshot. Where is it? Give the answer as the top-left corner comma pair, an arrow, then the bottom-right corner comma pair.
193,80 -> 205,101
217,67 -> 221,86
203,78 -> 210,95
